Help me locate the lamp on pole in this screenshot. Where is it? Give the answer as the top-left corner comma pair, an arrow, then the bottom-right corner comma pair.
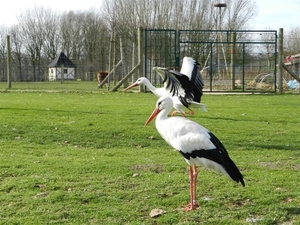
214,3 -> 227,30
214,3 -> 227,78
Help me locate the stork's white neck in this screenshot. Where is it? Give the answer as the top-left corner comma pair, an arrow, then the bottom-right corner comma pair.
140,78 -> 155,91
155,105 -> 172,131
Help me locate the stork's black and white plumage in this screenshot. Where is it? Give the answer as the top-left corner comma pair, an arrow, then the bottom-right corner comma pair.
124,57 -> 206,116
145,96 -> 245,211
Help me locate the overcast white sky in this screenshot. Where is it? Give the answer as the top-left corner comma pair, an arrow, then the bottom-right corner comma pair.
253,0 -> 300,30
0,0 -> 299,31
0,0 -> 104,26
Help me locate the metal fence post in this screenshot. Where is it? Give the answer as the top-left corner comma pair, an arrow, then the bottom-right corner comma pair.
230,32 -> 236,90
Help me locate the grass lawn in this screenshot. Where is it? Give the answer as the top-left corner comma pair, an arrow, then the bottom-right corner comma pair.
0,82 -> 300,224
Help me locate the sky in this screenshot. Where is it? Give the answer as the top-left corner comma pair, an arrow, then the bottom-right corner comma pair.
253,0 -> 300,30
0,0 -> 104,26
0,0 -> 299,31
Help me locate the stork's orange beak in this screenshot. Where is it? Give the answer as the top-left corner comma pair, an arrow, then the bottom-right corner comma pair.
124,82 -> 138,91
144,108 -> 161,126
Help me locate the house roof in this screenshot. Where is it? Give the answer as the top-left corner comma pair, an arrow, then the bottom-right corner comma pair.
48,52 -> 77,68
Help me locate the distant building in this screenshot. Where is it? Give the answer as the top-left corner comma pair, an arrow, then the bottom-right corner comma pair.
48,52 -> 77,81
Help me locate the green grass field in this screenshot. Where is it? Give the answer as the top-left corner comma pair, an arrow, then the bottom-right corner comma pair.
1,82 -> 300,224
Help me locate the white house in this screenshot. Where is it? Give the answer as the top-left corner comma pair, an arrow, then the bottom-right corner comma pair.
48,52 -> 77,81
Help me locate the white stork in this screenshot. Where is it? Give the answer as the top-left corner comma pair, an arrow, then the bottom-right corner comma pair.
145,96 -> 245,211
124,57 -> 206,116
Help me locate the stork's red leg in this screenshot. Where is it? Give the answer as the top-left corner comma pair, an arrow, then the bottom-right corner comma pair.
188,108 -> 194,115
185,166 -> 194,211
185,165 -> 199,211
171,108 -> 194,117
192,165 -> 198,206
171,110 -> 186,117
171,111 -> 177,116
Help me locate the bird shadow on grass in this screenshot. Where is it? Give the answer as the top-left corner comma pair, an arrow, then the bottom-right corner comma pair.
0,107 -> 94,114
250,143 -> 300,152
283,207 -> 300,217
0,107 -> 122,116
200,115 -> 292,124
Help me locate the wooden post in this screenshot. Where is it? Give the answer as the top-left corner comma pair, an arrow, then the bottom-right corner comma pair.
132,42 -> 135,82
138,27 -> 144,92
277,28 -> 283,93
99,60 -> 122,88
113,32 -> 116,86
119,37 -> 128,87
111,64 -> 140,92
282,64 -> 300,83
108,31 -> 114,91
61,64 -> 64,83
6,35 -> 11,88
110,28 -> 142,92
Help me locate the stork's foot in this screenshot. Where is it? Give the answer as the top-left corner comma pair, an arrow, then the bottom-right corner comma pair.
184,202 -> 199,211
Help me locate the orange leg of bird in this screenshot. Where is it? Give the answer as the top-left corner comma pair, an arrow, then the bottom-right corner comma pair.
171,111 -> 186,117
185,165 -> 199,211
187,108 -> 194,115
171,108 -> 194,117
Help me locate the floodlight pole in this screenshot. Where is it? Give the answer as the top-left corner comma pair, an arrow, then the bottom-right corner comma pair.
6,35 -> 11,88
214,3 -> 227,78
214,3 -> 227,30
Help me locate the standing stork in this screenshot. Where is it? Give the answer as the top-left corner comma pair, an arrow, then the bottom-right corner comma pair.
124,57 -> 206,116
145,96 -> 245,211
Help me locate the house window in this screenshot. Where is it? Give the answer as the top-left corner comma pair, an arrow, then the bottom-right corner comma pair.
51,69 -> 53,73
64,69 -> 67,74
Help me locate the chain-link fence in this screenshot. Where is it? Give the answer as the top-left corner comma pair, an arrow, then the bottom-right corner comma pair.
143,29 -> 278,92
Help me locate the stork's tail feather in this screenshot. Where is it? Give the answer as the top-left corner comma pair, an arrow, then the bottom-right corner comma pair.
208,132 -> 245,187
189,102 -> 207,112
224,157 -> 245,187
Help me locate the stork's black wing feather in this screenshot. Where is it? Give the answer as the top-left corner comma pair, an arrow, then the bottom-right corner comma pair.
153,57 -> 204,110
161,70 -> 181,97
179,131 -> 245,187
170,59 -> 204,103
189,62 -> 204,103
168,69 -> 195,102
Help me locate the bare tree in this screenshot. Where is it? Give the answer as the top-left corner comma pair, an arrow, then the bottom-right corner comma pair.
42,10 -> 61,62
224,0 -> 258,30
18,6 -> 56,81
285,27 -> 300,55
0,0 -> 261,83
82,9 -> 110,79
260,28 -> 277,73
10,25 -> 25,81
0,26 -> 8,81
60,10 -> 86,79
102,0 -> 257,35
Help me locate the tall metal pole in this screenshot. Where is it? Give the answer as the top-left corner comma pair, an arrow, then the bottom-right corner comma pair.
214,3 -> 227,78
6,35 -> 12,88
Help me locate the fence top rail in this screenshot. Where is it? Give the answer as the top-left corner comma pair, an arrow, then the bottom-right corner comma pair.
143,28 -> 277,33
180,41 -> 277,44
179,29 -> 277,33
143,29 -> 278,44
